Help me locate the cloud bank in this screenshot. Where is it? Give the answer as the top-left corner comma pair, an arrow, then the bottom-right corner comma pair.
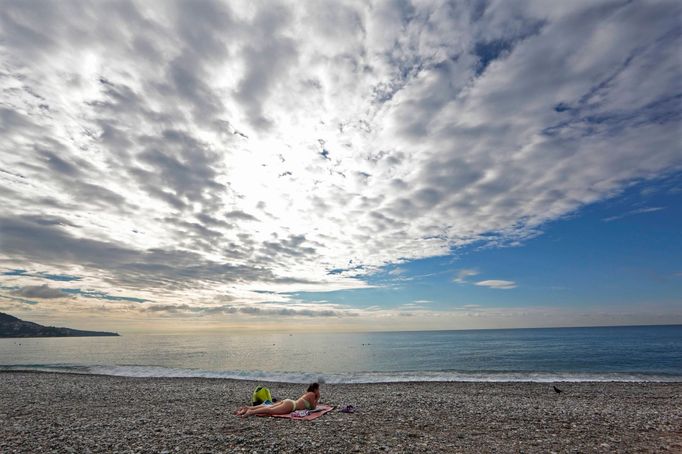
1,0 -> 680,318
475,280 -> 517,290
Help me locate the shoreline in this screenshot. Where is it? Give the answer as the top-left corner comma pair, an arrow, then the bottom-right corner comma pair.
3,366 -> 682,384
2,372 -> 681,452
3,368 -> 682,384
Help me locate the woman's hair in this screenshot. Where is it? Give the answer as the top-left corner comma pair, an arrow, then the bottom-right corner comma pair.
307,382 -> 319,393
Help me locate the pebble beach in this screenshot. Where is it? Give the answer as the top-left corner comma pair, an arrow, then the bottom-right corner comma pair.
1,372 -> 680,453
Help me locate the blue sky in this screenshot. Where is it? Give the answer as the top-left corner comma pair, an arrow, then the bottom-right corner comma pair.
289,175 -> 681,328
0,1 -> 680,332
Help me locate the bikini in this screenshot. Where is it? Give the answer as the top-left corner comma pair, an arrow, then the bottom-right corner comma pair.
289,398 -> 313,411
284,399 -> 297,411
300,398 -> 314,410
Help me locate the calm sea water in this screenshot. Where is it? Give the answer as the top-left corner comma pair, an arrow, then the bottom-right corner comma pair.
1,325 -> 681,383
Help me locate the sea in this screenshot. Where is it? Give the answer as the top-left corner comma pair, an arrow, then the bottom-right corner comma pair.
1,325 -> 681,383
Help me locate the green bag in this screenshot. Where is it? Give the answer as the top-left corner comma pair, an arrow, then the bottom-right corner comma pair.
251,385 -> 272,405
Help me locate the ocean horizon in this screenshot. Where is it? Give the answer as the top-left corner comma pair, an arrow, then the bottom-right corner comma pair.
2,324 -> 681,383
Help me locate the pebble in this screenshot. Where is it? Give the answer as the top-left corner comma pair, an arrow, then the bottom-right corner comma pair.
1,372 -> 681,453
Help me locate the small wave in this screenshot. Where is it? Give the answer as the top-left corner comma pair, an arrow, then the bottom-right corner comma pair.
1,364 -> 681,383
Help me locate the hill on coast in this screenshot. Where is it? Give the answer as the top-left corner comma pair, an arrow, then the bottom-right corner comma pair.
0,312 -> 119,338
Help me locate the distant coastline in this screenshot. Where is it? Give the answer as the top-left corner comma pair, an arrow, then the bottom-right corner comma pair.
0,312 -> 119,338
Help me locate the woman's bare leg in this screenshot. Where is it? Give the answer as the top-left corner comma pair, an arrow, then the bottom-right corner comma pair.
236,400 -> 291,416
235,403 -> 268,415
242,400 -> 295,417
234,406 -> 250,415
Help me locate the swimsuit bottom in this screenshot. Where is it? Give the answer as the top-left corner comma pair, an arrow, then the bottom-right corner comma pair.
285,399 -> 297,411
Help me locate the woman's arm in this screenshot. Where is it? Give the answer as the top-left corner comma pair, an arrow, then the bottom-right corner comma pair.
307,391 -> 319,406
298,391 -> 317,406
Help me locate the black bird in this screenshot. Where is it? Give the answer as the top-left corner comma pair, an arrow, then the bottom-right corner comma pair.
553,385 -> 563,394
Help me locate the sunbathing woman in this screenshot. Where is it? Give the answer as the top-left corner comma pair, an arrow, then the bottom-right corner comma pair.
235,383 -> 320,417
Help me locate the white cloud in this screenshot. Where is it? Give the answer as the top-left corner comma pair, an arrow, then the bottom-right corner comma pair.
0,1 -> 679,316
454,269 -> 480,284
388,267 -> 406,276
475,280 -> 517,290
412,300 -> 432,305
602,206 -> 665,222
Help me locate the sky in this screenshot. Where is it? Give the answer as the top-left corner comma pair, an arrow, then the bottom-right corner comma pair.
0,0 -> 680,333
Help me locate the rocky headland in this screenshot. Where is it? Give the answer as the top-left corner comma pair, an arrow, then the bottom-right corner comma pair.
0,312 -> 119,338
